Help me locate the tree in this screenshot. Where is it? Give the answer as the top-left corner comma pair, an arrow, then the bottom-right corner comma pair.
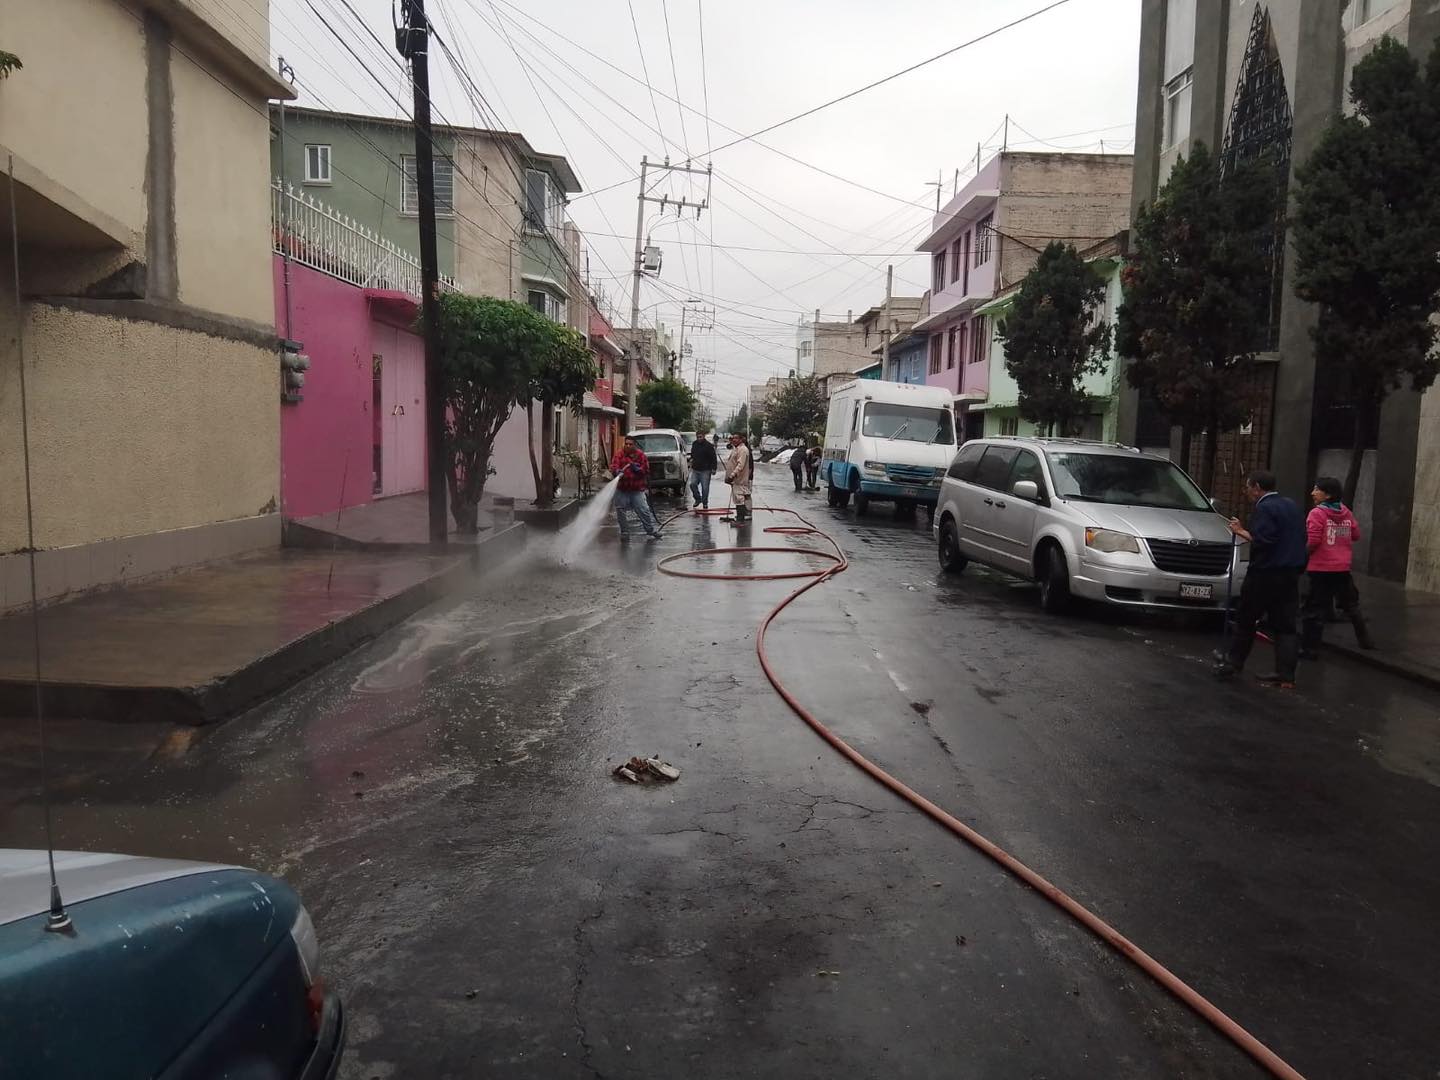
748,413 -> 765,442
763,376 -> 827,441
723,402 -> 748,435
523,324 -> 598,505
690,401 -> 717,432
996,242 -> 1111,436
637,376 -> 697,429
1291,35 -> 1440,504
1116,142 -> 1278,492
432,294 -> 549,532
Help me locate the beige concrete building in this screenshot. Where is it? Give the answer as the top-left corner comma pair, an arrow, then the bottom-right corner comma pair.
1,0 -> 292,609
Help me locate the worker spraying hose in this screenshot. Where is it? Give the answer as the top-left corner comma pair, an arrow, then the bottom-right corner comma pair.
608,435 -> 662,542
721,432 -> 754,525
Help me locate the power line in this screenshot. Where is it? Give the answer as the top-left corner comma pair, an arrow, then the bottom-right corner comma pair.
626,0 -> 669,153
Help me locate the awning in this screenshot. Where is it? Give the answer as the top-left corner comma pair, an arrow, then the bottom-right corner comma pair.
582,391 -> 624,415
912,294 -> 986,333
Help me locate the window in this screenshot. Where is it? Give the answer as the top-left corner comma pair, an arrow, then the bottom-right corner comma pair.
969,316 -> 988,363
999,416 -> 1020,437
974,214 -> 993,265
527,289 -> 565,323
304,144 -> 331,184
946,328 -> 957,370
861,403 -> 953,444
1008,450 -> 1046,499
1343,0 -> 1400,32
947,441 -> 987,480
525,168 -> 560,234
975,445 -> 1020,491
961,232 -> 970,293
932,252 -> 947,293
1162,68 -> 1193,151
401,154 -> 454,215
929,334 -> 943,374
1047,452 -> 1210,511
950,237 -> 963,283
957,322 -> 968,368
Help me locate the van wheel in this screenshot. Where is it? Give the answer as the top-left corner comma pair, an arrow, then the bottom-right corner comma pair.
938,518 -> 966,574
1038,545 -> 1072,614
854,493 -> 870,516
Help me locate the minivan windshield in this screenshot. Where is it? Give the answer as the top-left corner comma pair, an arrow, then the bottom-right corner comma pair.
861,403 -> 955,445
1047,452 -> 1211,511
633,434 -> 681,454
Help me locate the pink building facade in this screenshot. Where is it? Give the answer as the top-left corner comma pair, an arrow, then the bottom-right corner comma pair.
914,155 -> 1001,418
275,257 -> 427,520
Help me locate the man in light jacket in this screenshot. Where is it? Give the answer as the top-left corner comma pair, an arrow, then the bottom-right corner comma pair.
1301,476 -> 1374,657
724,433 -> 753,524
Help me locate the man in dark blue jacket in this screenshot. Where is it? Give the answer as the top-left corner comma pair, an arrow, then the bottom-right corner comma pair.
1214,470 -> 1308,688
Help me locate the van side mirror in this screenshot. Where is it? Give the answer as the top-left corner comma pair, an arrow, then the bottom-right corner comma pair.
1012,480 -> 1039,501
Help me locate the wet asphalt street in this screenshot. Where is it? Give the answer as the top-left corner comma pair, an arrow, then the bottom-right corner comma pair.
4,466 -> 1440,1079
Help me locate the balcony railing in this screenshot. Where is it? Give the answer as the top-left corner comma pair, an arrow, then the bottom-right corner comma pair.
271,180 -> 457,297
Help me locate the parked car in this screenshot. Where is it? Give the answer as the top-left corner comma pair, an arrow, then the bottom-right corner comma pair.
933,437 -> 1246,613
0,849 -> 345,1080
820,379 -> 956,515
628,428 -> 689,497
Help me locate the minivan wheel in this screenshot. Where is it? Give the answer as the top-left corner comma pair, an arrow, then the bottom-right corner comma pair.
938,518 -> 966,574
854,492 -> 870,516
1038,545 -> 1072,613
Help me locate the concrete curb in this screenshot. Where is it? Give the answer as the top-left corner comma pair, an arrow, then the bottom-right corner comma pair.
1323,640 -> 1440,693
0,523 -> 528,726
513,498 -> 581,531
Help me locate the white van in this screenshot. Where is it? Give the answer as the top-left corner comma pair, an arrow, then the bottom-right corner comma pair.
819,380 -> 957,515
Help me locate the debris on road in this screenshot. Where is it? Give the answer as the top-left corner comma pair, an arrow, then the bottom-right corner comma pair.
815,970 -> 841,977
613,756 -> 682,783
909,701 -> 932,715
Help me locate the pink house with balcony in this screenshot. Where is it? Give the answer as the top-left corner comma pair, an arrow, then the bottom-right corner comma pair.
913,151 -> 1134,437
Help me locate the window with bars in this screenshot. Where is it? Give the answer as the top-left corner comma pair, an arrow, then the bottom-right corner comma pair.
946,327 -> 957,369
304,144 -> 331,184
525,168 -> 560,235
401,154 -> 454,215
974,214 -> 993,265
969,316 -> 988,363
932,252 -> 946,293
929,334 -> 943,374
950,237 -> 963,283
1000,416 -> 1019,437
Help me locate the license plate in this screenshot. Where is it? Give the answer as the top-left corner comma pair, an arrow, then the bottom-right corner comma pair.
1179,582 -> 1213,600
901,487 -> 922,498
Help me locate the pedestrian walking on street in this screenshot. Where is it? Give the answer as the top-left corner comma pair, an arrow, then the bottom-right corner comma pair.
1214,470 -> 1308,688
789,445 -> 805,492
804,446 -> 821,491
688,428 -> 718,509
1301,476 -> 1375,658
610,436 -> 662,541
724,433 -> 754,524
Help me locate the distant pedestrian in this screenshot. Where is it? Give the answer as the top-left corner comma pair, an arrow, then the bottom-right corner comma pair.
1214,470 -> 1308,688
1301,476 -> 1374,657
724,433 -> 754,524
789,445 -> 805,491
688,428 -> 717,509
609,436 -> 661,541
804,446 -> 821,491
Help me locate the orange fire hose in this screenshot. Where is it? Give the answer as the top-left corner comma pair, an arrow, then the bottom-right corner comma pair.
655,502 -> 1306,1080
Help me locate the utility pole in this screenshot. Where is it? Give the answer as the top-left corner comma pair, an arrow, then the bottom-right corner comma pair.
881,264 -> 893,379
397,0 -> 447,546
627,155 -> 710,431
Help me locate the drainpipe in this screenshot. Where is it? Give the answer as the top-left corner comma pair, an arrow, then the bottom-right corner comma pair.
277,57 -> 296,340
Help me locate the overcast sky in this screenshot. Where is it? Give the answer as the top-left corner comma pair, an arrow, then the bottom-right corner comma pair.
269,0 -> 1141,418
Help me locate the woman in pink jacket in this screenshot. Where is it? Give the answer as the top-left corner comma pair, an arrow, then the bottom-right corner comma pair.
1301,476 -> 1375,657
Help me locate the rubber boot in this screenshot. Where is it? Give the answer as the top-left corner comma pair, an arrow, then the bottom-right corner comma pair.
736,503 -> 750,525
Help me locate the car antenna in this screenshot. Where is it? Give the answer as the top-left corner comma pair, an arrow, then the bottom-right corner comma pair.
8,157 -> 70,933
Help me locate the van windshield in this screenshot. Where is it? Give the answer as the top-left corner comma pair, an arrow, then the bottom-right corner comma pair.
861,403 -> 955,445
633,434 -> 680,454
1047,452 -> 1211,511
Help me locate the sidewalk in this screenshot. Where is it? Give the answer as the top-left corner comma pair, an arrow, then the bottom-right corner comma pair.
284,490 -> 510,550
0,525 -> 524,725
1325,573 -> 1440,690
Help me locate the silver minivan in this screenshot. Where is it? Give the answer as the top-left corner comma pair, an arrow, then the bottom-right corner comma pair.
933,437 -> 1246,613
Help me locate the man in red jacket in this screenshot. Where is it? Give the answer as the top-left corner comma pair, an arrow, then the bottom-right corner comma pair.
610,436 -> 662,541
1301,476 -> 1374,657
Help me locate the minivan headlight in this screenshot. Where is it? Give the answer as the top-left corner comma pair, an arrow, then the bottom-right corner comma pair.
1085,528 -> 1140,554
862,460 -> 886,474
